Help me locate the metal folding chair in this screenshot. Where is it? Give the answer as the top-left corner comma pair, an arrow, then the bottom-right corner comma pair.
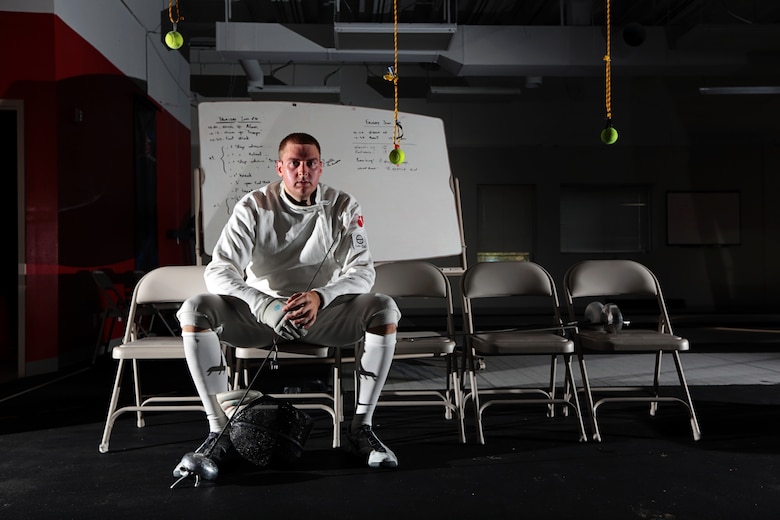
461,261 -> 587,444
563,259 -> 702,442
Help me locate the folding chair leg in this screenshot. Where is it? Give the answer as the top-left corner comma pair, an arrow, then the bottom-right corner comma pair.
443,355 -> 454,420
561,361 -> 573,417
547,355 -> 558,418
673,351 -> 702,441
99,359 -> 126,453
460,346 -> 485,445
650,351 -> 663,416
332,362 -> 342,448
564,355 -> 588,443
577,353 -> 601,442
131,359 -> 145,428
469,370 -> 485,445
448,369 -> 466,443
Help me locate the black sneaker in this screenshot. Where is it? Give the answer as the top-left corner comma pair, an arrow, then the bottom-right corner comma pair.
346,425 -> 398,468
172,430 -> 236,479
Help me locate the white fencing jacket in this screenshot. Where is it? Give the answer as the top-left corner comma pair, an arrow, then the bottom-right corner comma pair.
205,181 -> 376,320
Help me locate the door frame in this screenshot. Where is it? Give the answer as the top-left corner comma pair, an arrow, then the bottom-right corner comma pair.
1,99 -> 25,378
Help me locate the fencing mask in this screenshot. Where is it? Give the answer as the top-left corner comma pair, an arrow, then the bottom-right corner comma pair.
583,301 -> 625,333
228,394 -> 314,468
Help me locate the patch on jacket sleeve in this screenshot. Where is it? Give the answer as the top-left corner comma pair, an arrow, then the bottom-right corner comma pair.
352,232 -> 367,250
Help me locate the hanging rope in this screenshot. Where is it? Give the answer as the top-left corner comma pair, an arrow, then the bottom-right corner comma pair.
601,0 -> 618,144
392,0 -> 400,144
385,0 -> 405,164
604,0 -> 612,123
168,0 -> 183,25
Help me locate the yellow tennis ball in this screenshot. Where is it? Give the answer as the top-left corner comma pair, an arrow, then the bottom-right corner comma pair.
389,147 -> 405,165
600,126 -> 619,145
165,31 -> 184,50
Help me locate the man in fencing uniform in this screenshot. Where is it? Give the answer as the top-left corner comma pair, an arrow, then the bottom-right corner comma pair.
174,132 -> 400,481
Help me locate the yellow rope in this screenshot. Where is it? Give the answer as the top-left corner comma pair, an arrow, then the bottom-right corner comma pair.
392,0 -> 400,146
168,0 -> 183,25
604,0 -> 612,122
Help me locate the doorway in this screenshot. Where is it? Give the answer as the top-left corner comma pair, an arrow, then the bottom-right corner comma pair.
0,100 -> 24,383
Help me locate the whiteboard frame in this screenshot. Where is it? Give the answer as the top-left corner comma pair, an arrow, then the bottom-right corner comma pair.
193,101 -> 467,272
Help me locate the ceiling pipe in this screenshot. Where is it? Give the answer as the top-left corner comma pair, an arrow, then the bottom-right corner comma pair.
239,59 -> 264,90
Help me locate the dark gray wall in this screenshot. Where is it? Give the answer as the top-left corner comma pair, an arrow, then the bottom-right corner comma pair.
194,70 -> 780,314
393,74 -> 780,313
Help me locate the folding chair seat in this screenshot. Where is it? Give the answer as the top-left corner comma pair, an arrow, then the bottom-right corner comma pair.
562,259 -> 702,442
460,261 -> 587,444
370,260 -> 465,443
99,265 -> 210,453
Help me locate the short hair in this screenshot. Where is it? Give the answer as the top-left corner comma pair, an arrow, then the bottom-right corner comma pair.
278,132 -> 321,158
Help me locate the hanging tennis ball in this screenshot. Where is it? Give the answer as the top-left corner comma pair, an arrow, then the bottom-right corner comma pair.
389,145 -> 405,165
165,30 -> 184,50
600,125 -> 619,145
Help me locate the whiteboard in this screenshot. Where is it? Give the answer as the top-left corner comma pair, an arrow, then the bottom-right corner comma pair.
197,101 -> 463,262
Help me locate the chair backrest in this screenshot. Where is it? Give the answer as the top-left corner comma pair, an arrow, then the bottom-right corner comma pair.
563,259 -> 673,333
564,259 -> 659,299
374,261 -> 449,299
124,265 -> 208,342
461,261 -> 557,300
460,261 -> 564,333
133,265 -> 208,305
373,261 -> 455,336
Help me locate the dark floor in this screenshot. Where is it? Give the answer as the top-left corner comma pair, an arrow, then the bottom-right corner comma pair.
2,327 -> 780,520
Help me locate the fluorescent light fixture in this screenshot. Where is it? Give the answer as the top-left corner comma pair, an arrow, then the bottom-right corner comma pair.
477,252 -> 531,263
428,86 -> 521,103
334,23 -> 456,50
699,86 -> 780,95
248,86 -> 341,103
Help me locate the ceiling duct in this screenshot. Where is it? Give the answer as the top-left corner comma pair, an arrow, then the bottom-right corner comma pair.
239,58 -> 340,102
333,23 -> 456,50
217,23 -> 774,78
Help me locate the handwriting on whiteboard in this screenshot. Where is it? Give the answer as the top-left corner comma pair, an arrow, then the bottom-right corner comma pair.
204,116 -> 417,214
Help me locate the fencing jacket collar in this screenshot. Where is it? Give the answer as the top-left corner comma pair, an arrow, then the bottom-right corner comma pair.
280,184 -> 332,211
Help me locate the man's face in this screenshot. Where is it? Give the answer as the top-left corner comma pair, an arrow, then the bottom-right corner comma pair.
276,143 -> 322,203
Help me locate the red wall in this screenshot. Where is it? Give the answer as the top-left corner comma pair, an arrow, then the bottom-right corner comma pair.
0,11 -> 192,371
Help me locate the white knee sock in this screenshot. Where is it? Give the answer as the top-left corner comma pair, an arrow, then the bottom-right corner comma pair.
183,331 -> 229,432
353,332 -> 396,429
